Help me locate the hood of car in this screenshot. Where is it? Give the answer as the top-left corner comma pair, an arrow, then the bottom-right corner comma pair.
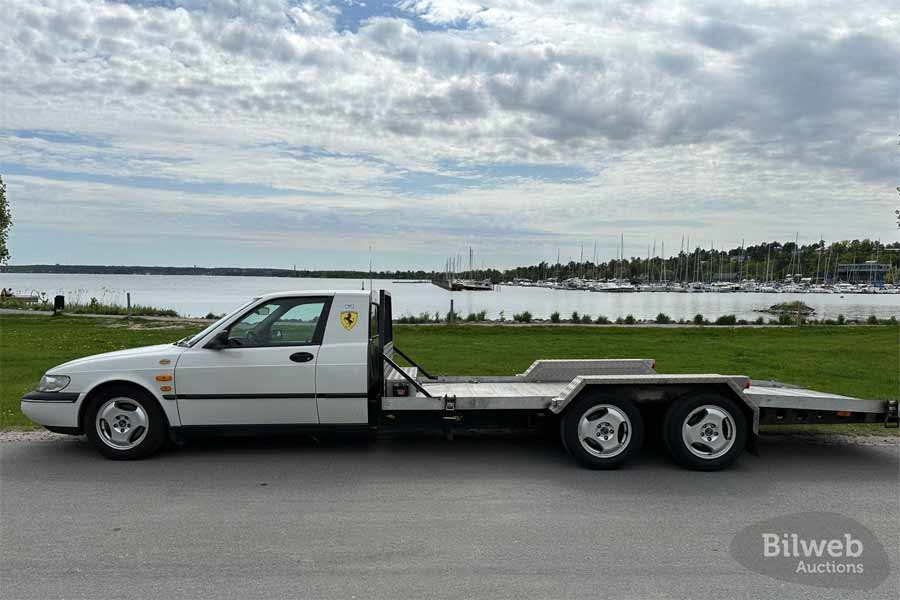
49,343 -> 187,373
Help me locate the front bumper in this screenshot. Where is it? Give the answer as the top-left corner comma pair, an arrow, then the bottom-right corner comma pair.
21,391 -> 82,430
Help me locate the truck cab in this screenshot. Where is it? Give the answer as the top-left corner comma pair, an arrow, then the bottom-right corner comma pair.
172,290 -> 374,427
22,290 -> 380,459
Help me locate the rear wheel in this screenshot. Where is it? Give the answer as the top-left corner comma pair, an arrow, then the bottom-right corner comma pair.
84,386 -> 168,460
561,395 -> 643,469
664,394 -> 747,471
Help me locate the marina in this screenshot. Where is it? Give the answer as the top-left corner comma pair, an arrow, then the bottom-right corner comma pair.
501,277 -> 899,295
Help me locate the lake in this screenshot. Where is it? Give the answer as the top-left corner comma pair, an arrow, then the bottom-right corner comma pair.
3,273 -> 899,321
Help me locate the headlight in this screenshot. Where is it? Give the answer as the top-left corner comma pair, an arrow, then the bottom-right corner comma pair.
37,374 -> 71,392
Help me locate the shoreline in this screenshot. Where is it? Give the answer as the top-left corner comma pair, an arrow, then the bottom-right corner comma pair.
0,308 -> 900,329
1,308 -> 896,328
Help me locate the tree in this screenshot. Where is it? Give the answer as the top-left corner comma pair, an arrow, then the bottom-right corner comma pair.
0,175 -> 10,264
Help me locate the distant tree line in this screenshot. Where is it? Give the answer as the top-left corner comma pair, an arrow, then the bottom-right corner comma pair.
3,238 -> 897,284
497,239 -> 900,284
0,264 -> 440,280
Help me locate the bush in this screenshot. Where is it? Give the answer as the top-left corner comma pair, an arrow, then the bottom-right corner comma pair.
570,311 -> 580,323
737,319 -> 748,325
715,314 -> 737,326
754,317 -> 765,325
445,309 -> 459,323
397,312 -> 438,324
778,313 -> 793,325
615,317 -> 624,324
513,311 -> 533,323
693,313 -> 705,325
595,315 -> 610,324
498,310 -> 506,322
581,314 -> 593,324
624,314 -> 636,325
837,314 -> 845,325
890,316 -> 897,325
655,312 -> 671,324
204,312 -> 224,320
866,315 -> 879,325
550,311 -> 561,323
465,312 -> 477,322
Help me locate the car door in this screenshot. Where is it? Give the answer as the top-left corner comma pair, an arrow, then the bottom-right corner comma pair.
174,296 -> 332,425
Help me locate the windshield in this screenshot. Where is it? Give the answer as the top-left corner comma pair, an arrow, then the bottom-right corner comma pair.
175,298 -> 259,347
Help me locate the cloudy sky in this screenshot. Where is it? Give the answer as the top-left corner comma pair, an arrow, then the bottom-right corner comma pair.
2,0 -> 897,271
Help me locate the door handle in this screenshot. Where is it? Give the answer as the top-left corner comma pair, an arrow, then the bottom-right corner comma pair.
289,352 -> 314,363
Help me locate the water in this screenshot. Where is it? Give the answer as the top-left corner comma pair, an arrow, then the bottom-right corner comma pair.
3,273 -> 899,321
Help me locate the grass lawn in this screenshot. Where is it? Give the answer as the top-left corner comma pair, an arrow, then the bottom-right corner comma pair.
2,314 -> 897,433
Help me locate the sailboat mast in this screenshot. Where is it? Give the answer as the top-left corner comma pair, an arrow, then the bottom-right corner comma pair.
661,241 -> 666,283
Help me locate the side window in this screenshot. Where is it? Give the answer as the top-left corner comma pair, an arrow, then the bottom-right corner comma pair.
229,303 -> 278,341
227,298 -> 328,347
270,302 -> 325,345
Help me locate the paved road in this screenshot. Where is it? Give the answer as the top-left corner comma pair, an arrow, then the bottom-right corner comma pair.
2,435 -> 897,600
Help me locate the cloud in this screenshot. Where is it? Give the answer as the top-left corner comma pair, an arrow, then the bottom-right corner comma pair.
1,0 -> 897,269
685,19 -> 757,52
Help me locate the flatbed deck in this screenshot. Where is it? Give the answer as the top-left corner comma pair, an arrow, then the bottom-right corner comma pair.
382,362 -> 895,431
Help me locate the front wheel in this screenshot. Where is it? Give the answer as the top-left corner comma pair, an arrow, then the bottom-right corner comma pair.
561,395 -> 643,469
664,394 -> 747,471
84,386 -> 168,460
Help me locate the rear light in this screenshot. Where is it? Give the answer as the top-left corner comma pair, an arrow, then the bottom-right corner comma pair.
744,380 -> 751,389
651,360 -> 656,370
391,382 -> 410,397
836,411 -> 852,417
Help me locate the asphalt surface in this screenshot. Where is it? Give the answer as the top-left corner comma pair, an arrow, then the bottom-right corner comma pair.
1,434 -> 897,600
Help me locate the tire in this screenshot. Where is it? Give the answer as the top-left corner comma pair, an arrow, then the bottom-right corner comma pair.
561,394 -> 643,469
83,385 -> 168,460
664,394 -> 747,471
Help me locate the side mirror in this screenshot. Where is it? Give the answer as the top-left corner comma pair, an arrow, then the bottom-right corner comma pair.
205,330 -> 230,350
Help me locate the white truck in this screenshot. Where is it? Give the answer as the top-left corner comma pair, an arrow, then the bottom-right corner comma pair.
22,290 -> 898,470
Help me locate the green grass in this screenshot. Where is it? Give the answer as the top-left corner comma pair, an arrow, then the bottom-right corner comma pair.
2,314 -> 898,433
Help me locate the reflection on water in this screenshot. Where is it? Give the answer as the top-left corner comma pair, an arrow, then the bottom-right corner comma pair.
3,273 -> 899,321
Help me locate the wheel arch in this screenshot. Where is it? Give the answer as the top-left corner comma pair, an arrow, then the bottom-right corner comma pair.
79,379 -> 173,431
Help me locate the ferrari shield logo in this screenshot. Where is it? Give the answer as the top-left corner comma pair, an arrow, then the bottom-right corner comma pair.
340,310 -> 359,331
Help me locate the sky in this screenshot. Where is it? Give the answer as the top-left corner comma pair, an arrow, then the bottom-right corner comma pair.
1,0 -> 898,271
